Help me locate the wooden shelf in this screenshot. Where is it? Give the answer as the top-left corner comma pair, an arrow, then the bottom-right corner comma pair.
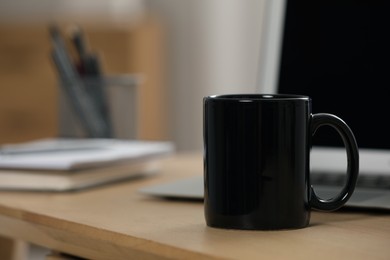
0,17 -> 168,144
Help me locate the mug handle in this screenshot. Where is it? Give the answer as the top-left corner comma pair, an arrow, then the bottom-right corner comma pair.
309,113 -> 359,211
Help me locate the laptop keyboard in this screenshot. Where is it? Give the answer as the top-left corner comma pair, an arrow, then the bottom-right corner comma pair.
311,172 -> 390,190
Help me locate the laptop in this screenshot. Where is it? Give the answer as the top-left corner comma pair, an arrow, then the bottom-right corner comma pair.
140,0 -> 390,210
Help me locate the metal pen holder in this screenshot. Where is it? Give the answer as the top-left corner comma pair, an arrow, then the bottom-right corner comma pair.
58,74 -> 141,139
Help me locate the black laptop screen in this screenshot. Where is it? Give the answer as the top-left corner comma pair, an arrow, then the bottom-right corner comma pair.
277,0 -> 390,149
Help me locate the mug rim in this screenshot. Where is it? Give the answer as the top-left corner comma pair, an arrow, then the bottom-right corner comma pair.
205,94 -> 310,101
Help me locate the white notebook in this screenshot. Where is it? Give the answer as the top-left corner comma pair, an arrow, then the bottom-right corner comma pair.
0,138 -> 174,191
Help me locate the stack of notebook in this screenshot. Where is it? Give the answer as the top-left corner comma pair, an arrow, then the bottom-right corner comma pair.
0,138 -> 174,191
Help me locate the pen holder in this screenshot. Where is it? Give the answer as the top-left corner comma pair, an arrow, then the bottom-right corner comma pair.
58,74 -> 141,139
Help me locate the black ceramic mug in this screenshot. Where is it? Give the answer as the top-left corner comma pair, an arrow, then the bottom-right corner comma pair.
203,94 -> 359,230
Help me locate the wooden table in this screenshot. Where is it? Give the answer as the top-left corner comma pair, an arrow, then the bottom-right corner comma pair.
0,153 -> 389,260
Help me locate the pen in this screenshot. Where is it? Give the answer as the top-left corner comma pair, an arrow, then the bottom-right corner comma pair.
87,60 -> 112,132
70,25 -> 88,75
70,25 -> 113,137
49,25 -> 111,138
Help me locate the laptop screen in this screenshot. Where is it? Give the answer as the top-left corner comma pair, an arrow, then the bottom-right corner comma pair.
276,0 -> 390,150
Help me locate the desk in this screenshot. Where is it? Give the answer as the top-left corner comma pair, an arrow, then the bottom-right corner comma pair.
0,153 -> 389,260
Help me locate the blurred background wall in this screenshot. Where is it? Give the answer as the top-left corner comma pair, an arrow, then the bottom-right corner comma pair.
145,0 -> 264,151
0,0 -> 265,151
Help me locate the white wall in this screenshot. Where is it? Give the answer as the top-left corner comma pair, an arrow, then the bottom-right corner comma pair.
147,1 -> 265,151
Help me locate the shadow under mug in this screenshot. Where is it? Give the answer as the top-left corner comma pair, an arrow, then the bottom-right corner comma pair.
203,94 -> 359,230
